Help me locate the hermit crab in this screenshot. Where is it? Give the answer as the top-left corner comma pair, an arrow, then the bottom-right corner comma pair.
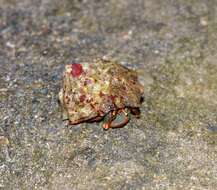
59,58 -> 144,129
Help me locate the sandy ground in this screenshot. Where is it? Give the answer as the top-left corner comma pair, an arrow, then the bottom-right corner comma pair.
0,0 -> 217,189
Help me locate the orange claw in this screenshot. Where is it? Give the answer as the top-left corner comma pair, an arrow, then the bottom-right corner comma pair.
102,123 -> 110,130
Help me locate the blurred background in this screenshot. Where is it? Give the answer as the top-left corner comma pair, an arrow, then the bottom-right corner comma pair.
0,0 -> 217,189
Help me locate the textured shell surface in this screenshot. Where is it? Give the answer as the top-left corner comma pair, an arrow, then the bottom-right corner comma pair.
59,59 -> 143,124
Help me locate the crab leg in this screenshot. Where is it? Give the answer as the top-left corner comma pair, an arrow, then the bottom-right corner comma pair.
102,109 -> 130,129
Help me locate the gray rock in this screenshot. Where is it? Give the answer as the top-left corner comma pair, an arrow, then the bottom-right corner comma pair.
0,0 -> 217,189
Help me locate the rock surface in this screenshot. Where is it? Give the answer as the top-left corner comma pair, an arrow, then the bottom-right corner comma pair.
0,0 -> 217,189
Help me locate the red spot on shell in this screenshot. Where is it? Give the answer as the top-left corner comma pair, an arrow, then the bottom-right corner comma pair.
71,64 -> 83,77
79,95 -> 86,102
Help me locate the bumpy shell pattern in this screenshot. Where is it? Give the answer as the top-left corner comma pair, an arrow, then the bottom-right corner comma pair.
59,59 -> 143,124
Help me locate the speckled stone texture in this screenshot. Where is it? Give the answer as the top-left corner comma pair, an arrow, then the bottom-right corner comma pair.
0,0 -> 217,189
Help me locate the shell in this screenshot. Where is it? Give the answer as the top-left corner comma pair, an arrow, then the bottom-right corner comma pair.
59,58 -> 144,125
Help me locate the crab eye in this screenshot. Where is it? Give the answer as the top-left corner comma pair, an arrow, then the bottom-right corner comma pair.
71,63 -> 83,77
